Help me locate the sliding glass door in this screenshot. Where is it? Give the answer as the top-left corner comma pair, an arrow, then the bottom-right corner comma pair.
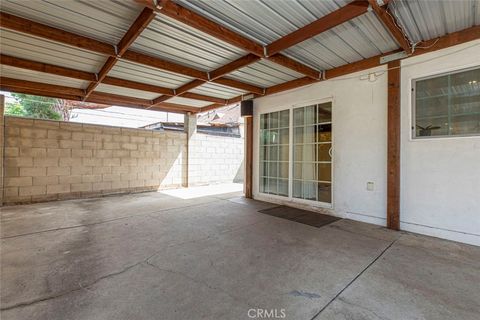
259,110 -> 289,196
292,102 -> 332,204
259,101 -> 332,205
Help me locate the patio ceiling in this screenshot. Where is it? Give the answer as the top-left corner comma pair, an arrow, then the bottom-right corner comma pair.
0,0 -> 479,114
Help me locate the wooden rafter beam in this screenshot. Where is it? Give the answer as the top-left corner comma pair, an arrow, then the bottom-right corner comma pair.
266,0 -> 370,56
367,0 -> 411,53
0,77 -> 197,113
0,12 -> 115,56
1,11 -> 263,103
0,54 -> 96,81
135,1 -> 322,79
268,54 -> 321,79
1,54 -> 232,101
206,25 -> 480,112
154,0 -> 264,56
209,54 -> 261,80
0,77 -> 84,97
211,78 -> 264,95
121,50 -> 208,80
84,7 -> 156,99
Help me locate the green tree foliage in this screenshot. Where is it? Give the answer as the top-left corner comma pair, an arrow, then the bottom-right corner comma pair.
5,94 -> 62,120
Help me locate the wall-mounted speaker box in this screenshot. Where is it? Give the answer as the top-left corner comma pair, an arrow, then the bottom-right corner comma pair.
240,100 -> 253,117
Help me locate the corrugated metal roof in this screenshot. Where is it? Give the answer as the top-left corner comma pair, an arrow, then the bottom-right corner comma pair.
176,0 -> 398,71
166,96 -> 211,108
0,29 -> 107,72
130,14 -> 246,71
95,83 -> 160,100
189,82 -> 247,99
228,59 -> 303,87
390,0 -> 479,44
108,60 -> 194,89
1,64 -> 90,88
0,0 -> 143,45
284,13 -> 399,70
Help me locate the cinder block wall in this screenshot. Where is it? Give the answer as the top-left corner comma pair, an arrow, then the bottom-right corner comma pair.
188,133 -> 244,186
3,116 -> 187,204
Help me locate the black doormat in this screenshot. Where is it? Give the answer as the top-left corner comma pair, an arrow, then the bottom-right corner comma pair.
258,205 -> 340,228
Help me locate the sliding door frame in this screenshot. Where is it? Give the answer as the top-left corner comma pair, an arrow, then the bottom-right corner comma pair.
256,97 -> 335,210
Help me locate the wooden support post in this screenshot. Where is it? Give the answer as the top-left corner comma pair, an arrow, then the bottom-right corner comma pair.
387,60 -> 401,230
244,116 -> 253,198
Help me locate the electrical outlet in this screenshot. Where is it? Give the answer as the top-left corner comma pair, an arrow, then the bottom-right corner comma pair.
367,182 -> 374,191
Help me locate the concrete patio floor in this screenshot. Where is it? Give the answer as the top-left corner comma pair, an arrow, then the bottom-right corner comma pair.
1,186 -> 479,320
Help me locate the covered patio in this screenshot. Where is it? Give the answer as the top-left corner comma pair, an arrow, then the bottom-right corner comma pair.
1,0 -> 480,319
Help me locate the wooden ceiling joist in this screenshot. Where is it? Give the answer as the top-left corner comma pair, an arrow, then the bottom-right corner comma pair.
0,12 -> 115,56
210,78 -> 264,95
84,7 -> 156,99
0,54 -> 96,82
137,1 -> 323,79
180,92 -> 226,105
102,77 -> 174,96
367,0 -> 412,53
155,0 -> 264,56
223,25 -> 480,110
266,0 -> 370,57
268,54 -> 321,79
0,55 -> 241,104
121,50 -> 209,81
208,54 -> 261,80
0,12 -> 262,103
0,77 -> 199,113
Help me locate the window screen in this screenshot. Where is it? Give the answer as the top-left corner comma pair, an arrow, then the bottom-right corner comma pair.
413,67 -> 480,138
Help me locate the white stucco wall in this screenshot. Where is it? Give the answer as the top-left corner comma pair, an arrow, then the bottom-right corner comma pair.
400,41 -> 480,245
253,65 -> 389,224
252,41 -> 480,246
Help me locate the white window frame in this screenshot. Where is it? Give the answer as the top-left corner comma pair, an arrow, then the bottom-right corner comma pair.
257,98 -> 334,210
411,65 -> 480,140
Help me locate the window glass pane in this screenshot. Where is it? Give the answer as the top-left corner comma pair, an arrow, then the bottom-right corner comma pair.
294,108 -> 304,126
279,162 -> 289,178
259,110 -> 289,197
318,183 -> 331,203
280,110 -> 289,128
260,114 -> 267,129
317,103 -> 332,122
317,143 -> 331,161
268,146 -> 278,161
279,128 -> 289,144
294,163 -> 302,180
268,129 -> 279,144
278,179 -> 288,196
414,67 -> 480,138
450,114 -> 480,135
294,145 -> 303,162
279,146 -> 288,161
269,112 -> 279,129
302,163 -> 315,180
304,105 -> 316,125
303,181 -> 317,200
293,180 -> 303,198
294,127 -> 303,144
303,125 -> 315,143
293,103 -> 332,203
268,178 -> 278,194
317,124 -> 332,142
260,178 -> 267,193
317,163 -> 332,182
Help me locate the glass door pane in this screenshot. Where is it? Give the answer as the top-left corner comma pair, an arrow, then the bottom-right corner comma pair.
293,103 -> 332,204
259,110 -> 289,197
